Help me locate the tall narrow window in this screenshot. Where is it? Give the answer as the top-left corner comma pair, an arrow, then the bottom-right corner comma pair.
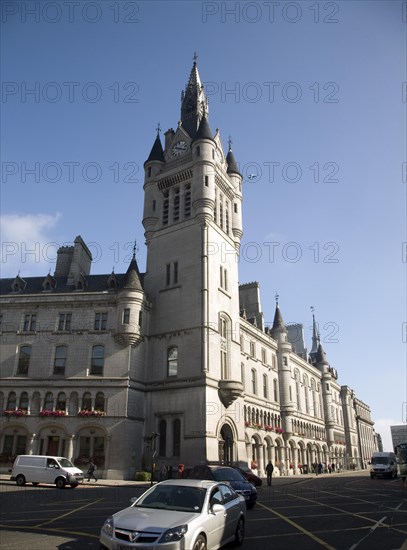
251,369 -> 257,395
53,345 -> 67,375
56,392 -> 66,411
44,392 -> 54,411
19,392 -> 29,411
90,345 -> 104,375
94,312 -> 107,331
241,363 -> 245,388
159,419 -> 167,457
6,392 -> 17,410
273,379 -> 279,402
23,313 -> 36,332
173,189 -> 180,222
250,342 -> 255,358
17,346 -> 31,375
263,374 -> 268,398
167,347 -> 178,377
219,316 -> 229,379
123,308 -> 130,325
82,392 -> 92,411
166,264 -> 171,286
173,419 -> 181,456
95,392 -> 105,412
261,348 -> 267,365
173,262 -> 178,284
163,191 -> 169,225
225,201 -> 229,234
58,313 -> 72,331
219,195 -> 224,229
184,186 -> 191,217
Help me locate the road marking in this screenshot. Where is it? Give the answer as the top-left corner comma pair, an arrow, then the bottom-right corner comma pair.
257,502 -> 336,549
35,497 -> 104,528
347,516 -> 387,550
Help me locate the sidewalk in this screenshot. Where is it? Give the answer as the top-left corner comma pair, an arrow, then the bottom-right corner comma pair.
0,469 -> 368,487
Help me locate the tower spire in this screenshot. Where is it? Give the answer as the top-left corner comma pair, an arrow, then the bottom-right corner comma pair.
310,306 -> 320,357
180,56 -> 207,138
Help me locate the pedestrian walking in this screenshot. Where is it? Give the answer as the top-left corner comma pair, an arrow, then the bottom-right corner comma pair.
87,460 -> 97,482
266,460 -> 274,486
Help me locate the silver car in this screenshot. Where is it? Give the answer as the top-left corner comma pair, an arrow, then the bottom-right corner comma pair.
100,478 -> 246,550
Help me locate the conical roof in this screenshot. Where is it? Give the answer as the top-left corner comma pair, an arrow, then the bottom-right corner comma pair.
193,113 -> 213,141
226,147 -> 241,176
122,256 -> 143,291
145,133 -> 164,163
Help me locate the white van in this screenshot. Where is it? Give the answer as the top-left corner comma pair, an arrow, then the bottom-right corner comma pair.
10,455 -> 84,488
370,452 -> 397,479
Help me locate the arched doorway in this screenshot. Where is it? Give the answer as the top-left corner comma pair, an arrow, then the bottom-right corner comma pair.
219,424 -> 234,464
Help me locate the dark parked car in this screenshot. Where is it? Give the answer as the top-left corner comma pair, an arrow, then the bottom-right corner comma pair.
232,465 -> 262,487
188,465 -> 257,508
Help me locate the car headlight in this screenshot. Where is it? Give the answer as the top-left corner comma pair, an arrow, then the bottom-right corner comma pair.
101,516 -> 114,537
159,524 -> 188,543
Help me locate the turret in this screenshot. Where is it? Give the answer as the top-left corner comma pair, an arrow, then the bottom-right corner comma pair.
143,130 -> 164,241
114,253 -> 145,347
191,113 -> 216,222
226,143 -> 243,250
271,301 -> 295,434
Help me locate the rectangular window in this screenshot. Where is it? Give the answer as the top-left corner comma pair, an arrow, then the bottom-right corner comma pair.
58,313 -> 72,331
123,308 -> 130,324
184,187 -> 191,217
173,262 -> 178,284
251,369 -> 257,394
94,312 -> 107,331
241,363 -> 245,388
250,342 -> 255,358
23,314 -> 36,332
17,346 -> 31,375
163,193 -> 169,225
205,175 -> 209,186
261,348 -> 267,365
283,356 -> 288,366
166,264 -> 171,286
234,203 -> 238,213
2,435 -> 13,455
152,199 -> 156,211
53,346 -> 67,375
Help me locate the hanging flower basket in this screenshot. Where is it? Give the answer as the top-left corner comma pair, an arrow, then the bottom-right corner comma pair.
3,409 -> 28,417
77,410 -> 105,418
264,425 -> 273,432
275,427 -> 284,434
39,409 -> 66,417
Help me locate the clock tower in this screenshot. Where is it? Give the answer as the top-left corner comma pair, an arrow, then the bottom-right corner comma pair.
141,59 -> 245,465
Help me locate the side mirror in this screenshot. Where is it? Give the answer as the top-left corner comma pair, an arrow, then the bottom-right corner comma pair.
211,503 -> 224,514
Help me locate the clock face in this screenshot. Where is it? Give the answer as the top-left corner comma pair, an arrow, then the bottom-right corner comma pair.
171,140 -> 188,157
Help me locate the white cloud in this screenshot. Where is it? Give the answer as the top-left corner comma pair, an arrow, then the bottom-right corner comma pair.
0,213 -> 62,277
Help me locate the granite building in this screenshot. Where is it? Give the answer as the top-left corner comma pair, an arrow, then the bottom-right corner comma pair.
0,61 -> 377,478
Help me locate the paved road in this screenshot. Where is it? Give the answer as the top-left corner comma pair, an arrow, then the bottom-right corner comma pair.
0,472 -> 406,549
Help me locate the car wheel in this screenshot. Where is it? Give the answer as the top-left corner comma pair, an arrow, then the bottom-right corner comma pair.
193,534 -> 207,550
234,517 -> 245,546
16,475 -> 25,486
56,477 -> 66,489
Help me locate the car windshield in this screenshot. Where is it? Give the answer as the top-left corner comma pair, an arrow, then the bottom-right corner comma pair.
212,468 -> 244,482
57,458 -> 74,468
134,485 -> 206,513
372,457 -> 390,465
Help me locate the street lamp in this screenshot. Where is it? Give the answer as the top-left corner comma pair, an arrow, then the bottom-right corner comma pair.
150,432 -> 159,486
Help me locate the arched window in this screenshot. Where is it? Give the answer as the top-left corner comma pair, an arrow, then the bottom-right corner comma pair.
44,392 -> 54,411
159,419 -> 167,457
19,392 -> 29,411
173,419 -> 181,456
263,374 -> 268,398
90,345 -> 104,375
54,345 -> 67,375
167,347 -> 178,377
303,375 -> 309,414
17,346 -> 31,375
56,392 -> 66,411
6,392 -> 17,410
82,392 -> 92,411
273,379 -> 279,402
95,392 -> 105,412
294,370 -> 301,410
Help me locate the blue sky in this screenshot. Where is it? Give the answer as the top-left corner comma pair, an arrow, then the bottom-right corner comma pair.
1,0 -> 405,452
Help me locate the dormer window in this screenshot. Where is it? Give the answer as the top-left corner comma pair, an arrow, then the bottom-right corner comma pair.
11,275 -> 26,292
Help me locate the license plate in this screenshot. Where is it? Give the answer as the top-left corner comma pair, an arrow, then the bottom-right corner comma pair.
117,545 -> 149,550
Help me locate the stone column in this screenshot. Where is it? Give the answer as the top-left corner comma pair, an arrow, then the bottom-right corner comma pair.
66,435 -> 74,461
